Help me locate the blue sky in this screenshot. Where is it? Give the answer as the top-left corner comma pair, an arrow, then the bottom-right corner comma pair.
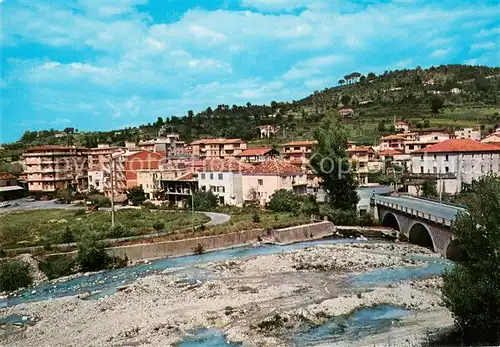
1,0 -> 499,143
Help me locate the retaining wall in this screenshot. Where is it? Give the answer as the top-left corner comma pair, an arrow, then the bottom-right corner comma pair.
106,221 -> 334,261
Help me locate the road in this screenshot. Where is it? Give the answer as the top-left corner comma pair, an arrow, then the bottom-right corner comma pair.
203,211 -> 231,226
0,198 -> 81,214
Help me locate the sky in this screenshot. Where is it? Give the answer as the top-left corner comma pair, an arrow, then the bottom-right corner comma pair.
1,0 -> 499,143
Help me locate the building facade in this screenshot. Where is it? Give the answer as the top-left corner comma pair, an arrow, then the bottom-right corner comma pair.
454,128 -> 481,141
282,141 -> 317,165
190,138 -> 247,159
235,147 -> 279,163
0,172 -> 24,201
410,139 -> 500,194
23,146 -> 89,197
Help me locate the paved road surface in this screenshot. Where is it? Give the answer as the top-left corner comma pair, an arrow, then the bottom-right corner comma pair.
203,211 -> 231,226
0,198 -> 81,214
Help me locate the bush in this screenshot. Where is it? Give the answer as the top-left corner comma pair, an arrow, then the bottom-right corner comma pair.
324,208 -> 359,226
299,194 -> 320,216
88,194 -> 110,207
189,191 -> 218,211
0,260 -> 33,292
77,231 -> 110,272
268,189 -> 300,213
252,214 -> 261,223
59,226 -> 75,244
193,243 -> 204,255
107,224 -> 129,238
39,255 -> 76,280
359,213 -> 377,226
126,186 -> 147,206
153,220 -> 165,231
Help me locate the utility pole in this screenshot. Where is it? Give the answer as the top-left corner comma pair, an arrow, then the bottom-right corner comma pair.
191,181 -> 195,233
110,155 -> 115,228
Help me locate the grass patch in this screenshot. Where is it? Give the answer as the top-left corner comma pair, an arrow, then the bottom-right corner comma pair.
0,209 -> 210,249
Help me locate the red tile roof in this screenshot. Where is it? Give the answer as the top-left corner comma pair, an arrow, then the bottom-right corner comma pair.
190,138 -> 245,145
347,146 -> 374,153
247,158 -> 304,175
0,172 -> 16,180
414,139 -> 500,153
235,147 -> 275,157
26,145 -> 87,152
284,140 -> 317,146
201,158 -> 253,172
379,149 -> 404,156
177,172 -> 195,181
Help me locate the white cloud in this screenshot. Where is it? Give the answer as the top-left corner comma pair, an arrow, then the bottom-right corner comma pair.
476,26 -> 500,37
189,24 -> 227,43
464,58 -> 478,65
396,58 -> 414,68
430,48 -> 450,58
470,41 -> 497,50
239,0 -> 310,12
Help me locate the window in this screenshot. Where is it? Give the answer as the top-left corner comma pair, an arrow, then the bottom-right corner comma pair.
445,154 -> 449,161
210,186 -> 216,192
445,167 -> 449,173
95,181 -> 100,187
409,145 -> 414,150
258,179 -> 263,186
420,166 -> 424,173
433,167 -> 437,173
481,154 -> 484,159
210,173 -> 214,180
218,173 -> 223,180
201,173 -> 206,179
218,186 -> 225,193
294,146 -> 300,151
420,154 -> 424,160
433,154 -> 437,160
481,165 -> 485,173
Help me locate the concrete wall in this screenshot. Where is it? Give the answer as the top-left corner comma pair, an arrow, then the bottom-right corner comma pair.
106,221 -> 334,261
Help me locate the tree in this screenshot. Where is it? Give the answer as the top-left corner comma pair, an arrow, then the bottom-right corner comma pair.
442,176 -> 500,344
430,95 -> 444,113
268,189 -> 300,213
189,191 -> 218,211
421,179 -> 438,197
367,72 -> 376,80
310,110 -> 359,210
338,79 -> 345,86
340,95 -> 351,106
359,75 -> 366,83
126,186 -> 147,206
156,117 -> 164,127
77,230 -> 110,272
0,260 -> 33,292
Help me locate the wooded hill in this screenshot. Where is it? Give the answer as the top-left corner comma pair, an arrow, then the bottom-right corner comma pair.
3,64 -> 500,154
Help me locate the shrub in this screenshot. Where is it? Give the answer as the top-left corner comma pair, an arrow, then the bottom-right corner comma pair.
189,191 -> 218,211
39,255 -> 76,280
153,220 -> 165,231
73,209 -> 86,217
0,260 -> 33,292
107,224 -> 129,238
77,231 -> 110,272
268,189 -> 300,213
359,213 -> 377,226
252,214 -> 261,223
0,249 -> 6,258
143,201 -> 157,209
299,194 -> 320,216
126,186 -> 147,206
59,226 -> 75,244
324,208 -> 359,226
88,194 -> 111,207
193,243 -> 204,255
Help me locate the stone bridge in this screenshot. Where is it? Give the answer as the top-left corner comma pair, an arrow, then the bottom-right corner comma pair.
371,194 -> 467,260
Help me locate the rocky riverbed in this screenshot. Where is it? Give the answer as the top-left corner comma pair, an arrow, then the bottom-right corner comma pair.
0,242 -> 453,347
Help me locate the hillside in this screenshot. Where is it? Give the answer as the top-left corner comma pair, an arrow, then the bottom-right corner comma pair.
2,64 -> 500,156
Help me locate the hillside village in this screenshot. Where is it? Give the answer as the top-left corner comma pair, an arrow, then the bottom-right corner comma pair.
1,64 -> 500,206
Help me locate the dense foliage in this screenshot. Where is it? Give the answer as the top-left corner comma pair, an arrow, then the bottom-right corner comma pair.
421,179 -> 438,198
268,189 -> 301,213
442,175 -> 500,345
310,110 -> 359,210
126,186 -> 147,206
76,230 -> 110,272
0,260 -> 33,292
189,191 -> 218,211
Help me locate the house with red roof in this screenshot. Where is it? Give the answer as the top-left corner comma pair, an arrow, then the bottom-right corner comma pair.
283,140 -> 317,165
235,147 -> 280,163
409,139 -> 500,194
242,158 -> 307,205
190,138 -> 247,159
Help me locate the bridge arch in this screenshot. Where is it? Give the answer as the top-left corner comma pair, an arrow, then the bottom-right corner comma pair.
381,212 -> 400,231
409,222 -> 435,251
446,239 -> 464,261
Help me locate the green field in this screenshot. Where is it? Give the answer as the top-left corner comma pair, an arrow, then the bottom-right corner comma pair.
0,209 -> 209,249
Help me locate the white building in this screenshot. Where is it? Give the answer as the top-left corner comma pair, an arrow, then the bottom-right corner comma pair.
395,121 -> 409,132
410,139 -> 500,195
454,127 -> 481,141
450,87 -> 461,94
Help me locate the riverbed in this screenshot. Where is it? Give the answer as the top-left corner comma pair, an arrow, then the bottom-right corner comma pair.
0,240 -> 454,346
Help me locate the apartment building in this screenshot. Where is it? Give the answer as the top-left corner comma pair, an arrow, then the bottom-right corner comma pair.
137,133 -> 186,157
198,159 -> 253,205
455,128 -> 481,141
410,139 -> 500,194
0,172 -> 24,201
282,140 -> 317,165
190,138 -> 247,159
347,146 -> 382,184
87,145 -> 125,193
243,158 -> 307,205
379,133 -> 415,151
23,145 -> 89,197
235,147 -> 279,163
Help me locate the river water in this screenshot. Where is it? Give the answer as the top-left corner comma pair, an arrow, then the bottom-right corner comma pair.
0,237 -> 453,346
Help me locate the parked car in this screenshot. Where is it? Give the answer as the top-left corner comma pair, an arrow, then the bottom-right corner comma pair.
24,197 -> 35,202
0,202 -> 12,208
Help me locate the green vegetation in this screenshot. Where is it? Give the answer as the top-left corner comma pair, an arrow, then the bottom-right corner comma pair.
310,110 -> 359,210
442,175 -> 500,345
77,230 -> 110,272
268,189 -> 301,213
0,260 -> 33,292
2,65 -> 498,151
0,209 -> 210,249
39,255 -> 76,280
421,179 -> 438,198
189,191 -> 218,211
126,186 -> 147,206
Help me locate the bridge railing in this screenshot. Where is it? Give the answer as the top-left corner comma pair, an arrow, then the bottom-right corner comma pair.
372,197 -> 455,227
